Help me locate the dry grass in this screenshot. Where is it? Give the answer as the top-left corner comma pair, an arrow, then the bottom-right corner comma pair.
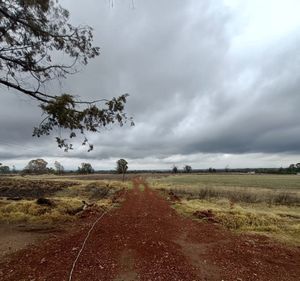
150,173 -> 300,190
152,174 -> 300,245
174,199 -> 300,245
0,177 -> 77,198
161,186 -> 300,205
0,175 -> 129,224
0,198 -> 83,223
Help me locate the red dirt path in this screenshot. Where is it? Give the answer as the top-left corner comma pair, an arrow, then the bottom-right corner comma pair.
0,178 -> 299,281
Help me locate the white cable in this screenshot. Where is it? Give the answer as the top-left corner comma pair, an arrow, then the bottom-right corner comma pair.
68,209 -> 109,281
68,187 -> 128,281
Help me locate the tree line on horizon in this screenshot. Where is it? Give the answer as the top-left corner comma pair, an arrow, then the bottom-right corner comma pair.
1,161 -> 300,175
0,158 -> 128,177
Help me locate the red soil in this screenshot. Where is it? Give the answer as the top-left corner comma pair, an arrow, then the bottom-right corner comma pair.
0,178 -> 299,281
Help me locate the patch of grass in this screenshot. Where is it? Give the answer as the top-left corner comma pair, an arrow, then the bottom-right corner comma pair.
0,178 -> 77,198
152,174 -> 300,245
174,199 -> 300,245
152,174 -> 300,206
0,176 -> 129,224
163,186 -> 300,205
55,180 -> 128,200
150,174 -> 300,191
0,198 -> 83,223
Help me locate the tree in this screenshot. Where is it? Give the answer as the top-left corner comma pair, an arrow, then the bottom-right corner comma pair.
172,165 -> 178,174
0,0 -> 133,151
0,163 -> 10,173
208,167 -> 216,173
23,158 -> 48,174
116,159 -> 128,181
289,164 -> 295,170
225,165 -> 230,173
183,165 -> 192,173
54,161 -> 64,174
77,162 -> 94,174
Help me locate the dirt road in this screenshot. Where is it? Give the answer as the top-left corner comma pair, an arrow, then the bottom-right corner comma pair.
0,178 -> 299,281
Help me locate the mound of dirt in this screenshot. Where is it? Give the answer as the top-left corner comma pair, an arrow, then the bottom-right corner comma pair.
0,179 -> 77,199
85,183 -> 111,200
193,209 -> 219,223
36,198 -> 55,207
112,188 -> 126,203
168,191 -> 181,201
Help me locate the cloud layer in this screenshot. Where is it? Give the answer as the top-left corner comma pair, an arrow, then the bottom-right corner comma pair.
1,0 -> 300,169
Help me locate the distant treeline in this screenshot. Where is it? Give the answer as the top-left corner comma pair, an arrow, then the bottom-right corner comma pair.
1,161 -> 300,175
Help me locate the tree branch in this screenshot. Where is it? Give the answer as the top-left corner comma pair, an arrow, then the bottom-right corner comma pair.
0,78 -> 51,103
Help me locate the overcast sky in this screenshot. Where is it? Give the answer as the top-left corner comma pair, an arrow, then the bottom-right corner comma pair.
1,0 -> 300,170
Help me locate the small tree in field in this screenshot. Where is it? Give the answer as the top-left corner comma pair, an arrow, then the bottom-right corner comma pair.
12,165 -> 17,173
54,161 -> 64,174
77,163 -> 94,174
23,159 -> 48,174
183,165 -> 192,173
172,165 -> 178,174
0,163 -> 10,174
116,159 -> 128,181
208,167 -> 216,173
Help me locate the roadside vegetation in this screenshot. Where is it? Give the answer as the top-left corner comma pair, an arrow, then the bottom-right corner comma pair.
151,174 -> 300,245
0,176 -> 129,224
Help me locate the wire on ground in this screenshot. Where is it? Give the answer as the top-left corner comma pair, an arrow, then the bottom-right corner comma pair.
68,209 -> 109,281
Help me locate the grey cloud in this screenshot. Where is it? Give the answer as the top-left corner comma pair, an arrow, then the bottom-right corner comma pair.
0,0 -> 300,168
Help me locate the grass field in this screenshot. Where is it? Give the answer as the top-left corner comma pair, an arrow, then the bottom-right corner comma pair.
1,173 -> 300,245
150,173 -> 300,190
151,173 -> 300,245
0,175 -> 129,224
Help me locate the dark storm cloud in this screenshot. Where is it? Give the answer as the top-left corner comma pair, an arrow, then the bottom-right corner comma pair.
1,0 -> 300,168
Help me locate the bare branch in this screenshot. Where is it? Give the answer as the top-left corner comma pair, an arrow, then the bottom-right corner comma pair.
0,78 -> 50,103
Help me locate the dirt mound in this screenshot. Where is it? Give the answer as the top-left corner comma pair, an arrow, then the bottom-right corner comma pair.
111,188 -> 126,203
0,179 -> 77,198
193,209 -> 219,223
36,198 -> 54,207
168,190 -> 181,201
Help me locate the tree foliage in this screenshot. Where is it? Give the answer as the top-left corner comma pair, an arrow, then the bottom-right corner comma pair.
287,163 -> 300,174
0,163 -> 10,173
0,0 -> 133,151
77,162 -> 94,174
54,160 -> 64,174
208,167 -> 216,173
23,158 -> 48,174
116,158 -> 128,181
183,165 -> 192,173
172,165 -> 178,174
